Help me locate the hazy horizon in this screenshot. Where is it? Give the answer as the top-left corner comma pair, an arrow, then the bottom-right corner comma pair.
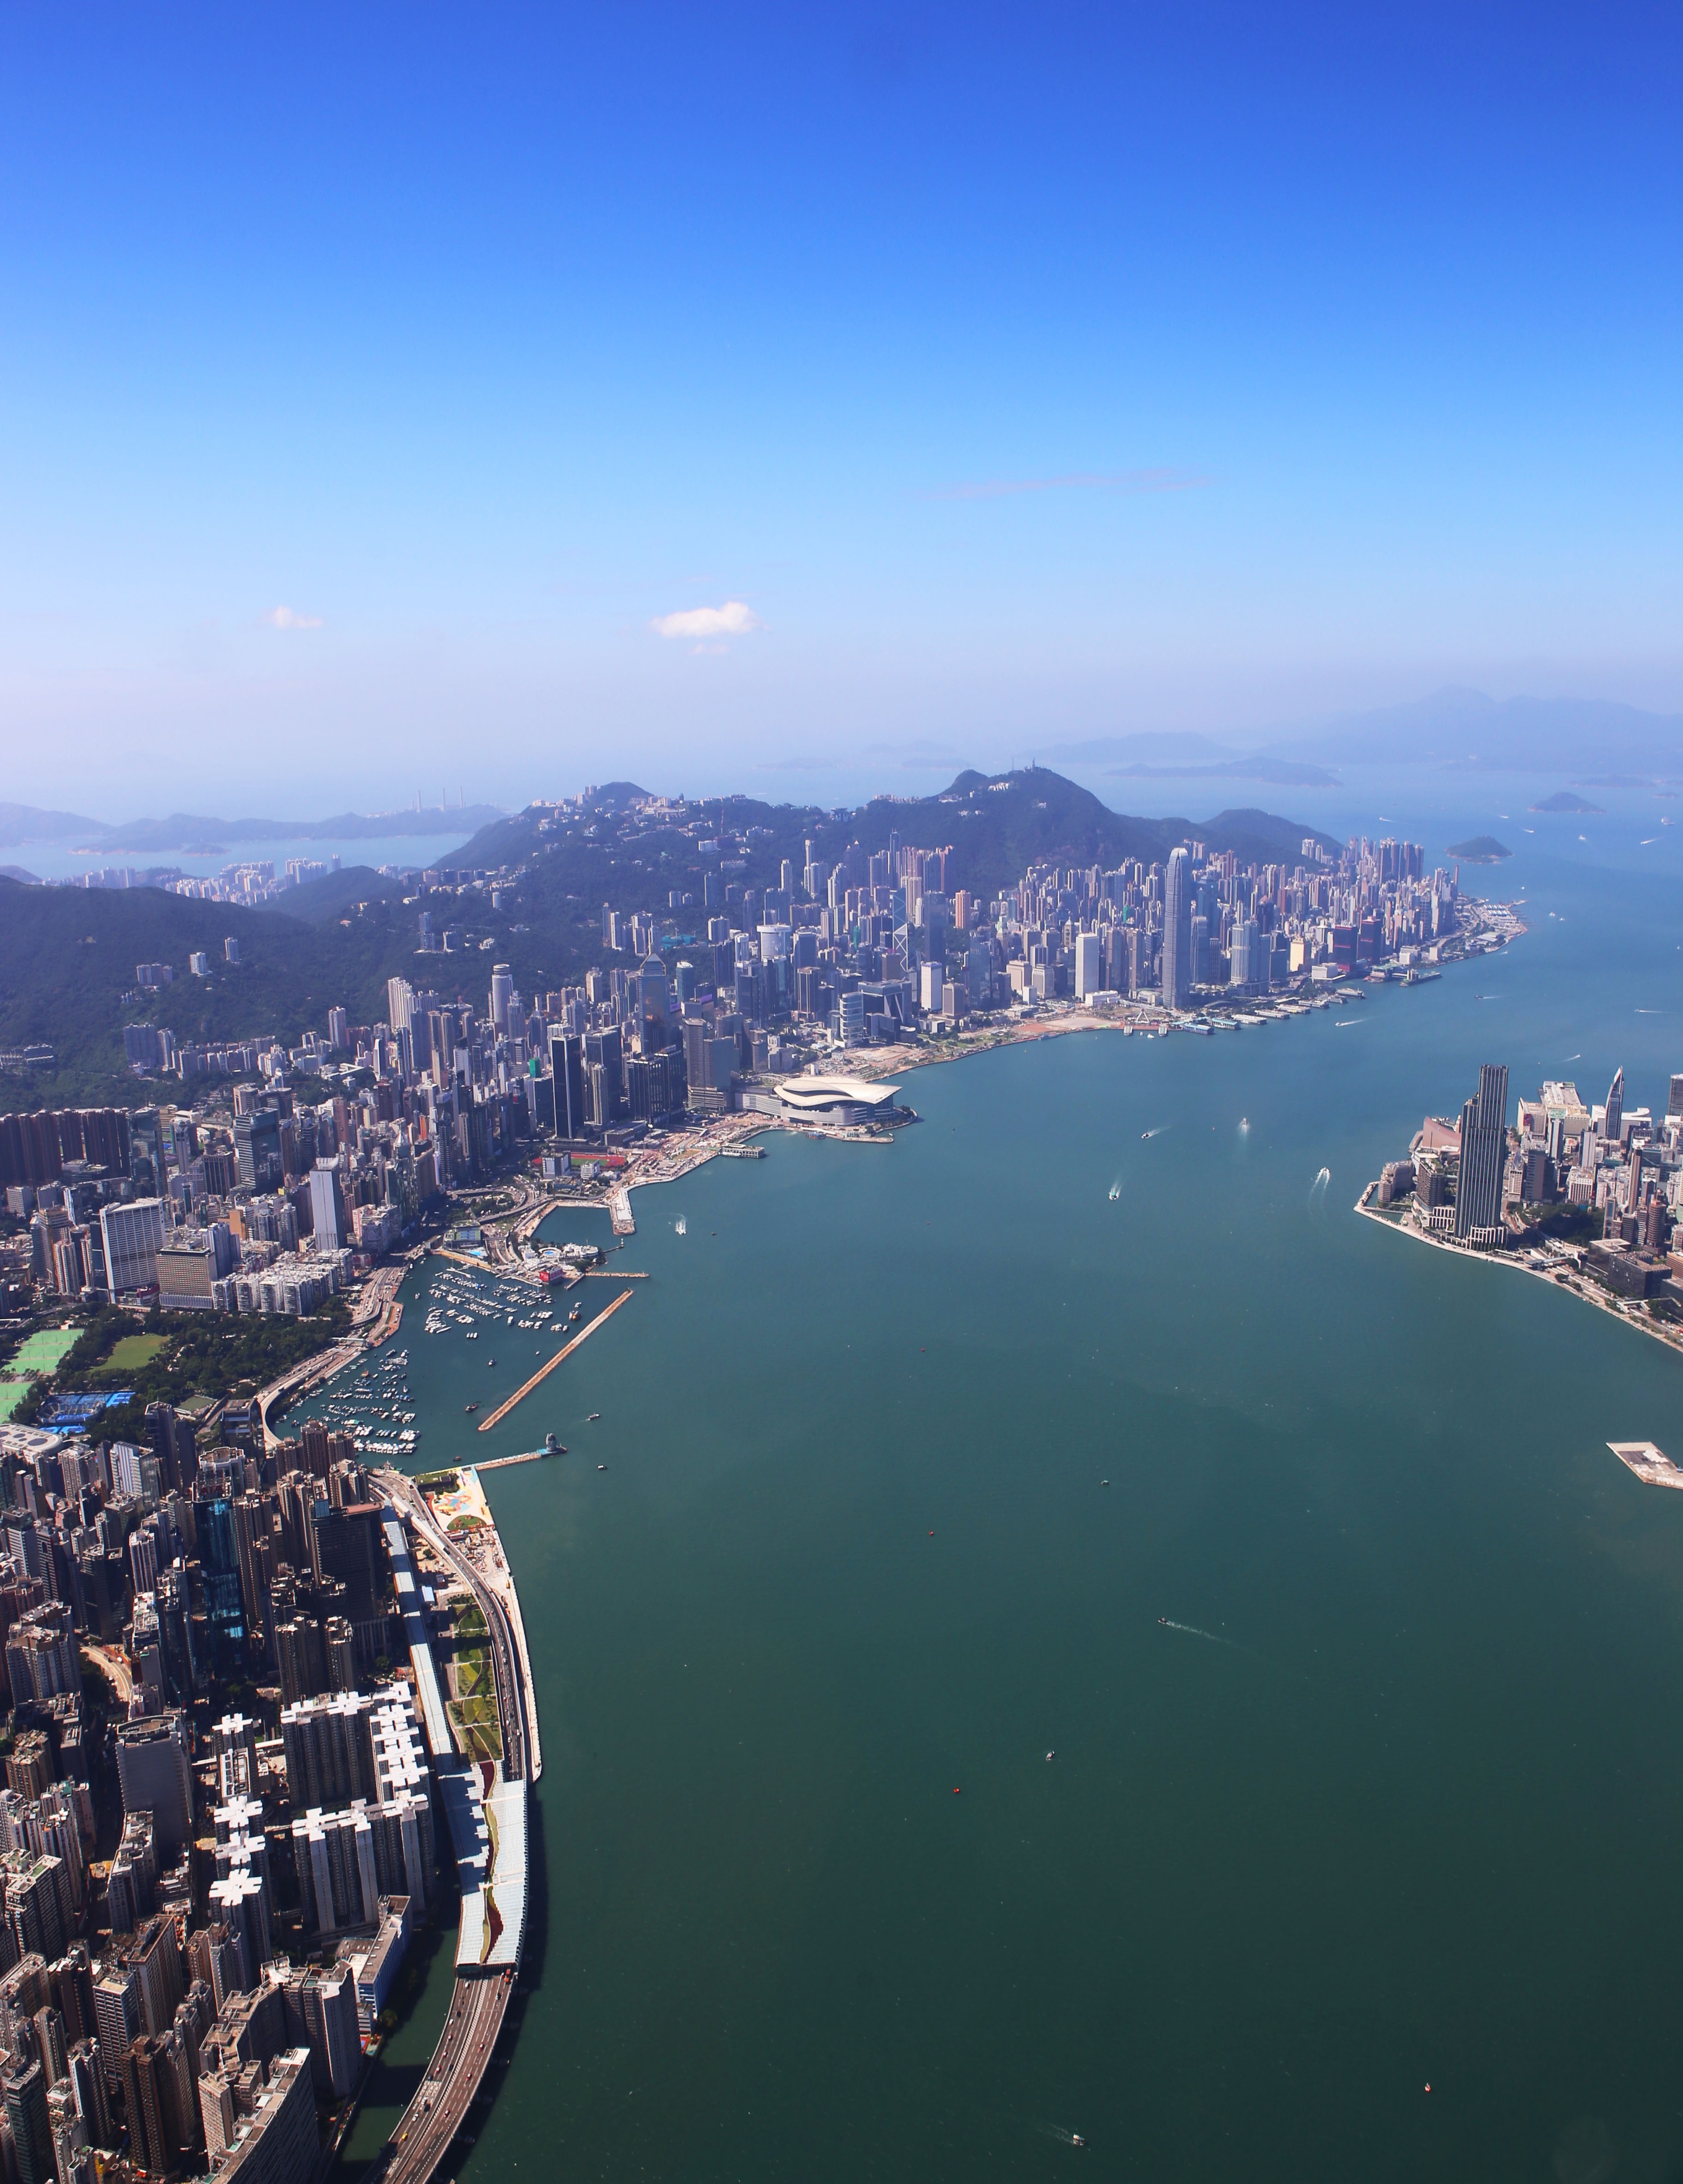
3,5 -> 1678,813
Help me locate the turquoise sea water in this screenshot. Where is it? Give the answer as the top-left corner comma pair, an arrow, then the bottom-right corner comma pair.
337,841 -> 1683,2182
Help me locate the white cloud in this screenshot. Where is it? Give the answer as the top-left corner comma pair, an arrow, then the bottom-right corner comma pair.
266,605 -> 323,630
650,599 -> 761,641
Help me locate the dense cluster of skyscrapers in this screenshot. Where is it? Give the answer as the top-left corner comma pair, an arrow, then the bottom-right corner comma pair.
0,791 -> 1488,1314
2,1056 -> 422,1316
1378,1063 -> 1683,1287
500,804 -> 1472,1138
0,1396 -> 431,2179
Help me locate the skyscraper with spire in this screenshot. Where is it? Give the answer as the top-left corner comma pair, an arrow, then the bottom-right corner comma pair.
1603,1066 -> 1624,1142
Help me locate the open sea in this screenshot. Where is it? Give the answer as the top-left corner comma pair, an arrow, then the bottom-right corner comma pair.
333,812 -> 1683,2184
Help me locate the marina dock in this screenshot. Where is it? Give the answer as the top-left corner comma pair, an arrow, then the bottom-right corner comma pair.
477,1287 -> 635,1430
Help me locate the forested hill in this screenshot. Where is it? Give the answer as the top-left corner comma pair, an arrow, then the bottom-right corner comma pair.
452,767 -> 1340,913
0,768 -> 1339,1113
853,770 -> 1339,901
0,879 -> 405,1113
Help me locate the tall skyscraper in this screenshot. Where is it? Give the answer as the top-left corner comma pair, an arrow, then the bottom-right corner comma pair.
115,1716 -> 193,1855
1603,1066 -> 1624,1141
1161,849 -> 1192,1010
120,2036 -> 174,2180
96,1199 -> 163,1295
3,2056 -> 53,2184
1454,1062 -> 1509,1241
547,1031 -> 587,1139
636,957 -> 669,1051
307,1160 -> 348,1252
233,1112 -> 283,1194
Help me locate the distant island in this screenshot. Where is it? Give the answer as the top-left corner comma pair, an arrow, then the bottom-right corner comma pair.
0,799 -> 505,854
1529,791 -> 1604,814
1447,836 -> 1511,863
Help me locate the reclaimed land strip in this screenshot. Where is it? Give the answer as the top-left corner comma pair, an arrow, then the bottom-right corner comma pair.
360,1477 -> 535,2184
477,1287 -> 636,1430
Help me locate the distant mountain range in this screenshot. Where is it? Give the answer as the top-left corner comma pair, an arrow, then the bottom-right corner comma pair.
0,803 -> 505,854
1037,734 -> 1341,786
1257,688 -> 1683,778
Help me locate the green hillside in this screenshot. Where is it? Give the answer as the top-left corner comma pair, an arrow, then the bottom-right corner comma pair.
0,879 -> 403,1112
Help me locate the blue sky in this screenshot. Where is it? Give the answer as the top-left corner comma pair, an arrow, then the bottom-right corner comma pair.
1,3 -> 1678,815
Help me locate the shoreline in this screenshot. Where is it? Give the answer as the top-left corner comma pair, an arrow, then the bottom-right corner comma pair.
606,910 -> 1526,1209
1354,1183 -> 1683,1361
433,896 -> 1528,1254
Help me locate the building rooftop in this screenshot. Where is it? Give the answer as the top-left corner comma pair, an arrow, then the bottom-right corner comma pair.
778,1076 -> 900,1112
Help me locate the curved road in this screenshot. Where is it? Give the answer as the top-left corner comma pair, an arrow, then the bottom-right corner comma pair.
378,1468 -> 529,1782
356,1471 -> 532,2184
360,1967 -> 514,2184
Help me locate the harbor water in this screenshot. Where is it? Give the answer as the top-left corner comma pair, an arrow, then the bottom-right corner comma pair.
353,838 -> 1683,2182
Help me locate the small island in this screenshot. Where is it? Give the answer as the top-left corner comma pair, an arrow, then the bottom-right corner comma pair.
1446,835 -> 1511,863
1530,791 -> 1604,814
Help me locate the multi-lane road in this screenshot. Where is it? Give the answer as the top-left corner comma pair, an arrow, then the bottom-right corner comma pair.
379,1467 -> 530,1782
360,1966 -> 514,2184
357,1472 -> 535,2184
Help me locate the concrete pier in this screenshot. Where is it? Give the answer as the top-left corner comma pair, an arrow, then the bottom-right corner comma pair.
477,1286 -> 635,1431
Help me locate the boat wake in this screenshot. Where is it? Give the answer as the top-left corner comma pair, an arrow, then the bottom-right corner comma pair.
674,1217 -> 687,1235
1141,1125 -> 1167,1140
1158,1618 -> 1243,1653
1309,1167 -> 1330,1207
